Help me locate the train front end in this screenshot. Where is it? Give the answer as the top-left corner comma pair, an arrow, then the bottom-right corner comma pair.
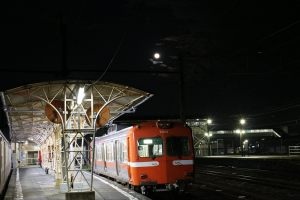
128,121 -> 194,194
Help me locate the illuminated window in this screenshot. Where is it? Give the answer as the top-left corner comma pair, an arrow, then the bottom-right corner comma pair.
138,137 -> 163,158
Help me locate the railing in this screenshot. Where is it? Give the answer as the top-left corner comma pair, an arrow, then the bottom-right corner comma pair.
289,146 -> 300,155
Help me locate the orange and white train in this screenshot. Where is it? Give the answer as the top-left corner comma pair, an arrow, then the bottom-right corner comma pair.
93,121 -> 194,194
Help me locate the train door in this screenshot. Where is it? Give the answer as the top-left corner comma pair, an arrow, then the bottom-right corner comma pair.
114,140 -> 120,176
127,137 -> 131,179
102,143 -> 106,172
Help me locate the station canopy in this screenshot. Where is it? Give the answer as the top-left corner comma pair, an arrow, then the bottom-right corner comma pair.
2,80 -> 152,144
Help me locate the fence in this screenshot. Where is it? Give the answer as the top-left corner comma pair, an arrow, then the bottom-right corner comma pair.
289,146 -> 300,155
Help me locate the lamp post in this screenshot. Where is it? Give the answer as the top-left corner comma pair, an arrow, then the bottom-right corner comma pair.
205,132 -> 212,156
206,119 -> 213,156
238,118 -> 246,156
243,139 -> 248,156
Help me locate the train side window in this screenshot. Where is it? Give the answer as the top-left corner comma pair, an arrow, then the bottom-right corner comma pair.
102,143 -> 105,161
97,144 -> 102,161
119,142 -> 123,162
124,139 -> 128,162
105,144 -> 109,161
106,142 -> 113,161
138,137 -> 163,158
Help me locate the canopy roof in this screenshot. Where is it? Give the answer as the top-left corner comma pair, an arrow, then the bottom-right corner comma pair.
2,80 -> 152,144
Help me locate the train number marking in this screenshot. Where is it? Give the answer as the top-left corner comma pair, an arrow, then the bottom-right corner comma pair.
172,160 -> 194,166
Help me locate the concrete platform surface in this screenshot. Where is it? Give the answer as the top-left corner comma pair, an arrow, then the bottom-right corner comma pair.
4,166 -> 149,200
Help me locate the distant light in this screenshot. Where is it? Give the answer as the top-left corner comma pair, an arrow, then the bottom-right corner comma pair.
77,87 -> 85,105
207,119 -> 212,124
205,132 -> 212,137
25,141 -> 28,145
243,139 -> 248,144
235,129 -> 241,134
240,118 -> 246,125
154,53 -> 160,59
241,130 -> 245,134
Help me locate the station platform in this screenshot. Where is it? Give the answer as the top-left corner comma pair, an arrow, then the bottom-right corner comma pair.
4,166 -> 148,200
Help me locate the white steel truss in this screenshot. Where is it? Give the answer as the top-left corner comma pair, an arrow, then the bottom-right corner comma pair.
3,80 -> 152,192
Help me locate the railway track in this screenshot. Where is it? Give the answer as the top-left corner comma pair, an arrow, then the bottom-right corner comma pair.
197,169 -> 300,191
200,165 -> 300,182
194,165 -> 300,200
138,164 -> 300,200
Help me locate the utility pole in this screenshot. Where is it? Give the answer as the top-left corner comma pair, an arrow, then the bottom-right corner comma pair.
178,52 -> 185,122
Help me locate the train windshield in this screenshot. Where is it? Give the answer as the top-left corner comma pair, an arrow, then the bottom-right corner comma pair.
138,137 -> 163,158
166,137 -> 189,156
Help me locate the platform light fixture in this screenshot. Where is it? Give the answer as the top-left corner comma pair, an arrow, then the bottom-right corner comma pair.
77,87 -> 85,105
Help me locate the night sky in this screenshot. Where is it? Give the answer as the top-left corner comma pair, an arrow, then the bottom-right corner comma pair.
1,0 -> 300,131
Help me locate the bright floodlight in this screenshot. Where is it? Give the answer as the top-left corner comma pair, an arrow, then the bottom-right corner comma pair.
154,53 -> 160,59
243,139 -> 248,144
235,129 -> 241,134
207,119 -> 212,124
77,87 -> 85,105
205,132 -> 212,137
240,118 -> 246,125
